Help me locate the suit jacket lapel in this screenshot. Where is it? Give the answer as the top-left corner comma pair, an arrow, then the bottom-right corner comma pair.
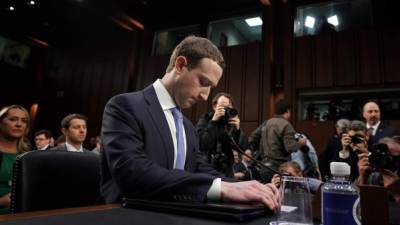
183,118 -> 194,171
143,85 -> 174,169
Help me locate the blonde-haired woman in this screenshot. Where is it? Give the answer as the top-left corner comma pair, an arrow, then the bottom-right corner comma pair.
0,105 -> 30,213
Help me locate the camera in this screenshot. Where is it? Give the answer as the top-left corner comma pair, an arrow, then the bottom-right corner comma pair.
350,135 -> 365,144
368,143 -> 393,170
219,107 -> 238,123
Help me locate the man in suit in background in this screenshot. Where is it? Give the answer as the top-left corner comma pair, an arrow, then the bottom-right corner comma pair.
362,101 -> 394,145
51,113 -> 90,153
101,36 -> 279,212
34,129 -> 53,150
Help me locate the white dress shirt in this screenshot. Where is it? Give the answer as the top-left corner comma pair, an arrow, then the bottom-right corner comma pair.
152,79 -> 221,200
366,121 -> 380,136
65,142 -> 84,152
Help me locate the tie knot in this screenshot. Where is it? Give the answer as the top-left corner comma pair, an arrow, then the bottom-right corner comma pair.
171,107 -> 183,120
368,127 -> 374,136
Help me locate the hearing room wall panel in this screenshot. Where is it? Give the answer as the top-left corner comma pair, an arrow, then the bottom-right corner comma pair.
358,29 -> 382,85
243,42 -> 261,123
382,28 -> 400,84
227,45 -> 245,118
295,36 -> 313,89
335,31 -> 357,87
314,32 -> 334,88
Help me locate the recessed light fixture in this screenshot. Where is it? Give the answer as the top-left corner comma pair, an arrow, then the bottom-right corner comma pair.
245,17 -> 263,27
29,0 -> 35,5
9,6 -> 15,11
305,16 -> 315,28
327,15 -> 339,26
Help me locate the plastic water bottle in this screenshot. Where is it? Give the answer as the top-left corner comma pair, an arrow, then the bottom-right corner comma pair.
321,162 -> 361,225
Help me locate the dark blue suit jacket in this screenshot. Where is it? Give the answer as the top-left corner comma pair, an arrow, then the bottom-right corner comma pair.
369,121 -> 395,145
101,85 -> 221,203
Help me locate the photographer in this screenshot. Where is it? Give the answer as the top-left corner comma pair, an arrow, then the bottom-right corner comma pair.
357,133 -> 400,203
196,92 -> 247,178
337,120 -> 368,181
248,100 -> 307,183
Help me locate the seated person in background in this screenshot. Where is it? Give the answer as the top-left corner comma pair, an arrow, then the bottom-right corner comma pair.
291,133 -> 321,180
196,92 -> 247,178
91,136 -> 101,155
101,36 -> 279,211
34,129 -> 53,150
336,120 -> 368,181
51,114 -> 90,153
357,132 -> 400,203
54,134 -> 66,147
242,149 -> 261,181
271,161 -> 322,192
0,105 -> 30,213
319,119 -> 350,180
232,150 -> 246,180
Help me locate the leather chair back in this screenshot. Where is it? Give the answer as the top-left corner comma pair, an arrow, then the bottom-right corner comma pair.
10,150 -> 101,213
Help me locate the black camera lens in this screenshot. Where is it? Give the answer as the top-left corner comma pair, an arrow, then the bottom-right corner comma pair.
350,136 -> 364,144
369,143 -> 392,170
224,107 -> 238,118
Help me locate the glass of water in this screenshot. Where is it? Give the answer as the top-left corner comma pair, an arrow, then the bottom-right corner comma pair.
275,176 -> 313,225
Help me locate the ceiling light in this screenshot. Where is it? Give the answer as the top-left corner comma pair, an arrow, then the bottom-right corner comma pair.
29,0 -> 35,5
327,15 -> 339,26
9,6 -> 15,11
305,16 -> 315,28
245,17 -> 263,27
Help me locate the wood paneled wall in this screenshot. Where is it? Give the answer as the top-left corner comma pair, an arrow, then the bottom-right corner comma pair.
291,28 -> 400,154
32,30 -> 141,140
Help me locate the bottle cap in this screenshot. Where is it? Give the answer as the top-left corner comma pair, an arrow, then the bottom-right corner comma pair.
330,162 -> 351,176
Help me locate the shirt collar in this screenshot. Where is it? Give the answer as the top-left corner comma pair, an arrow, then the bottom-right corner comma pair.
39,144 -> 49,150
65,142 -> 83,152
153,79 -> 177,110
367,121 -> 380,130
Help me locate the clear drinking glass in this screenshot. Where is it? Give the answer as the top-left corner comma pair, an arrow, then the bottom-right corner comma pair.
275,176 -> 313,225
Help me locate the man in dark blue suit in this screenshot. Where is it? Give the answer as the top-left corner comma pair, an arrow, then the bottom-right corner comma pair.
101,36 -> 279,211
362,101 -> 395,145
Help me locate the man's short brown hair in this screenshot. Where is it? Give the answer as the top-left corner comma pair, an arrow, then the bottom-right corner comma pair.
165,36 -> 225,73
61,113 -> 88,129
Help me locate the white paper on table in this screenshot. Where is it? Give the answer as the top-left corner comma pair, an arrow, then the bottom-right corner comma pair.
280,205 -> 298,213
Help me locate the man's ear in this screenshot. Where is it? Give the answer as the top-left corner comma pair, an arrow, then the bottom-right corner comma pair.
175,56 -> 187,73
61,128 -> 67,136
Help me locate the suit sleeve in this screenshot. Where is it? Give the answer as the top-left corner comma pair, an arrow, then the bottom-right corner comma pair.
102,96 -> 216,202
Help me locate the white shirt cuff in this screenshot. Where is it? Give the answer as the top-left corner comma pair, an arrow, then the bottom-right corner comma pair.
206,178 -> 221,201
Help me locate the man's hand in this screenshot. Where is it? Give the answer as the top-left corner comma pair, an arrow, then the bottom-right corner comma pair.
357,153 -> 371,184
212,105 -> 226,121
228,116 -> 240,130
234,172 -> 245,180
271,174 -> 281,188
221,181 -> 280,213
381,169 -> 400,203
297,138 -> 307,146
341,133 -> 351,150
0,193 -> 11,207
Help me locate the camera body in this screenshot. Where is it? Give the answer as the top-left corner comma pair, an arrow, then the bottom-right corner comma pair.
219,107 -> 238,124
350,135 -> 364,144
368,143 -> 393,170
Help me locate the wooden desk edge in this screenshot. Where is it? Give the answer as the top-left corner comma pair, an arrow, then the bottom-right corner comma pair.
0,204 -> 121,222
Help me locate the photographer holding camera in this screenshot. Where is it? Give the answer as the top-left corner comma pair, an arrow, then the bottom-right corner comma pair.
357,132 -> 400,203
337,120 -> 368,180
196,92 -> 247,178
